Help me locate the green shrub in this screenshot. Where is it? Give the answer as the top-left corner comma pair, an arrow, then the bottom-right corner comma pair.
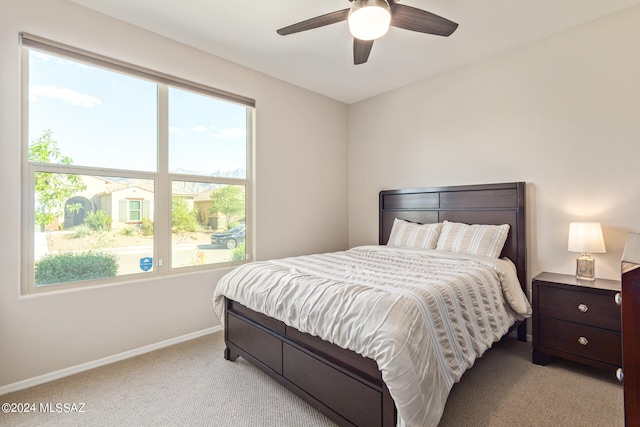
121,226 -> 138,236
85,209 -> 112,231
232,244 -> 246,262
140,218 -> 154,236
69,224 -> 92,239
172,197 -> 198,233
34,251 -> 118,285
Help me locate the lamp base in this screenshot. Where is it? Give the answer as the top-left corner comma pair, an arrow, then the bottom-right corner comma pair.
576,256 -> 595,281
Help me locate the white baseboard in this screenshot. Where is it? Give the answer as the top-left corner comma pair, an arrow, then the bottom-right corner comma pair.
0,326 -> 222,396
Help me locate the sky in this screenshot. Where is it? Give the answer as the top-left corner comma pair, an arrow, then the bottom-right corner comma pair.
28,50 -> 248,177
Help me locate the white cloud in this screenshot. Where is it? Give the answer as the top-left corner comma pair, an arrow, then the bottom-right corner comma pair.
29,85 -> 101,108
170,126 -> 186,136
29,51 -> 88,69
193,125 -> 208,132
209,128 -> 246,139
221,128 -> 246,138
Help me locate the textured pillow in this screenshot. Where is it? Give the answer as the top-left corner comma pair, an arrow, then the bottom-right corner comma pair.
436,220 -> 510,258
387,219 -> 442,249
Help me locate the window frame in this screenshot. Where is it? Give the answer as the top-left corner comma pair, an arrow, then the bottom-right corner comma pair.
20,33 -> 254,294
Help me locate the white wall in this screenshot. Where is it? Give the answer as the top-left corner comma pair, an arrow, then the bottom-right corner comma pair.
348,5 -> 640,285
0,0 -> 348,390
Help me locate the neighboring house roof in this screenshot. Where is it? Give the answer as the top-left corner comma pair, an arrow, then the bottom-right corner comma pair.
194,189 -> 218,202
194,185 -> 246,202
83,176 -> 196,198
93,184 -> 153,198
171,187 -> 195,198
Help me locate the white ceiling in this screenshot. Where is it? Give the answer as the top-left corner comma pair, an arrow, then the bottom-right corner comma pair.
70,0 -> 640,104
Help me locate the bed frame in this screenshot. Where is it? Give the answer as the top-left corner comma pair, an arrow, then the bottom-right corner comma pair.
223,182 -> 527,427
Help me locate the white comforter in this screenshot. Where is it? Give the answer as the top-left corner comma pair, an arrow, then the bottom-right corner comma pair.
212,246 -> 532,427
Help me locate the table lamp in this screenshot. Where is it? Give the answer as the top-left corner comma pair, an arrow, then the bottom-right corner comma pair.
568,222 -> 606,281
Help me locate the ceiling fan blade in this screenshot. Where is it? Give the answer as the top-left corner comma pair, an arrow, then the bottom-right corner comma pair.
391,4 -> 458,36
277,9 -> 349,35
354,39 -> 374,65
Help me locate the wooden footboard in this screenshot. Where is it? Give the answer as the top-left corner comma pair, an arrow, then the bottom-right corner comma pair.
224,298 -> 396,427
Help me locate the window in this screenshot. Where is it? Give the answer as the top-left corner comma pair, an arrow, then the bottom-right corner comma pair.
21,34 -> 254,292
128,200 -> 142,222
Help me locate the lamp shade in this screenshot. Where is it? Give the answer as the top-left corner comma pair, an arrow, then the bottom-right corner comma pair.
348,0 -> 392,41
568,222 -> 606,253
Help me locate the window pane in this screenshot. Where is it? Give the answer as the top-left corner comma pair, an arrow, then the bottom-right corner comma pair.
28,50 -> 158,172
171,182 -> 246,268
129,200 -> 142,221
33,173 -> 155,286
168,87 -> 247,178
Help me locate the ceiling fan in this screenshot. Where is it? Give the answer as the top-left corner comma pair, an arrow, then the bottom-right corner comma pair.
276,0 -> 458,65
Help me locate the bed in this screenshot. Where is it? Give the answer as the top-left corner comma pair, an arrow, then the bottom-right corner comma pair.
212,182 -> 530,427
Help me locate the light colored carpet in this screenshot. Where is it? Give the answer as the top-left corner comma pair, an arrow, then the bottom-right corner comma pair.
0,331 -> 623,427
439,337 -> 623,427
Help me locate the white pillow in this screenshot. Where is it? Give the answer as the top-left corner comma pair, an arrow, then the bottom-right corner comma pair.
436,220 -> 509,258
387,219 -> 442,249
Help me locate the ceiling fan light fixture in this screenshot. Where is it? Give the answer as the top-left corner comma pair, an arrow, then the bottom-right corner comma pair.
348,0 -> 392,41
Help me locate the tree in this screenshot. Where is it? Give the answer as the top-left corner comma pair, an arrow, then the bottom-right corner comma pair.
172,197 -> 198,232
208,186 -> 245,228
29,130 -> 87,229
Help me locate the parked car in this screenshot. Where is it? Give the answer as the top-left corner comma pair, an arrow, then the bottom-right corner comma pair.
211,225 -> 245,249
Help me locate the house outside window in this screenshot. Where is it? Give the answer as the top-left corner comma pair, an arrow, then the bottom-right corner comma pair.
21,34 -> 254,293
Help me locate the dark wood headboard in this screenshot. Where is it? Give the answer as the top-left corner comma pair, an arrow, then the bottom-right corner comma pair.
379,182 -> 526,289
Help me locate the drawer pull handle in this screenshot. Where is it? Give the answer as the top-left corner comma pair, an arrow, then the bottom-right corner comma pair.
578,336 -> 588,346
615,293 -> 622,306
616,368 -> 624,382
577,304 -> 588,313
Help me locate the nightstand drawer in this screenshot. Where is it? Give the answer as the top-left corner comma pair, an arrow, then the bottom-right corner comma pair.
537,285 -> 621,331
539,317 -> 622,366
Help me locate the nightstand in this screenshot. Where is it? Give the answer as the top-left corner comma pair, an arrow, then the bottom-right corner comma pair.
532,272 -> 622,373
